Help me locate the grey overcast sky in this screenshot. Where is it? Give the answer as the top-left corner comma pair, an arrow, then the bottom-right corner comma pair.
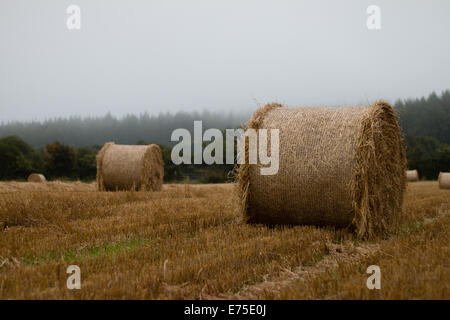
1,0 -> 450,121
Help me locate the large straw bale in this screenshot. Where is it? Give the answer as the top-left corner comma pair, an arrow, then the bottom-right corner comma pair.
27,173 -> 46,183
97,142 -> 163,191
236,101 -> 407,239
438,172 -> 450,190
406,170 -> 419,182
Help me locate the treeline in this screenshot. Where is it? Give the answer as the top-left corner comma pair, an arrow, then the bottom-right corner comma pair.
1,92 -> 449,149
1,90 -> 449,182
395,90 -> 450,179
396,90 -> 450,145
0,110 -> 249,148
0,136 -> 234,183
0,136 -> 99,181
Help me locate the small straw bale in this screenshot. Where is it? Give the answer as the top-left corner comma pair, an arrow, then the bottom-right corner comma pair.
438,172 -> 450,190
236,101 -> 407,239
406,170 -> 419,182
96,142 -> 164,191
27,173 -> 46,183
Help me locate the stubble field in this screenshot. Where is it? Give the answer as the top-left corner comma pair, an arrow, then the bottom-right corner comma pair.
0,181 -> 448,299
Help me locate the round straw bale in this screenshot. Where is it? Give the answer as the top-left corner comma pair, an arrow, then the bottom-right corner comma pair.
406,170 -> 419,182
27,173 -> 46,183
438,172 -> 450,190
96,142 -> 164,191
236,101 -> 406,239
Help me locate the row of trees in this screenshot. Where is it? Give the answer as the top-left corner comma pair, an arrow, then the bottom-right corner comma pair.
396,90 -> 450,145
0,110 -> 248,148
0,136 -> 235,183
1,91 -> 448,150
1,90 -> 449,182
394,90 -> 450,179
0,136 -> 99,181
404,136 -> 450,180
3,132 -> 449,183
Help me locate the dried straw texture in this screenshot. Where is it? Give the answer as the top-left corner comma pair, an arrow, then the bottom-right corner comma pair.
97,143 -> 164,191
406,170 -> 419,182
236,101 -> 407,239
438,172 -> 450,190
27,173 -> 46,183
0,181 -> 94,192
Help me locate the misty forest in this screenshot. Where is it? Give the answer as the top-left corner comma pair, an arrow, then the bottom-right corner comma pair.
1,90 -> 449,182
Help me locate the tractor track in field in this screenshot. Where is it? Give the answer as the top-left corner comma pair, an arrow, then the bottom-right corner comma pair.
203,242 -> 380,300
204,208 -> 450,300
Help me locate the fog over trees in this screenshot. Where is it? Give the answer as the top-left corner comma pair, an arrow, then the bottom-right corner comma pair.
1,90 -> 449,181
0,110 -> 250,148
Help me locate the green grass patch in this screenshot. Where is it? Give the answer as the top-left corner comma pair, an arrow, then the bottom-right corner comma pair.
21,238 -> 149,265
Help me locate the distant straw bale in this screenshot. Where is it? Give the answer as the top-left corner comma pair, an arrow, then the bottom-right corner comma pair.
96,142 -> 164,191
438,172 -> 450,190
27,173 -> 46,183
236,101 -> 407,239
406,170 -> 419,182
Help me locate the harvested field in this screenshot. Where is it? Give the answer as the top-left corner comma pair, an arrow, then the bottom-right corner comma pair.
0,181 -> 448,299
0,181 -> 96,192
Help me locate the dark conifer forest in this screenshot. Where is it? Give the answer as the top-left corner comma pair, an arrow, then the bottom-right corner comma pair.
1,90 -> 449,182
